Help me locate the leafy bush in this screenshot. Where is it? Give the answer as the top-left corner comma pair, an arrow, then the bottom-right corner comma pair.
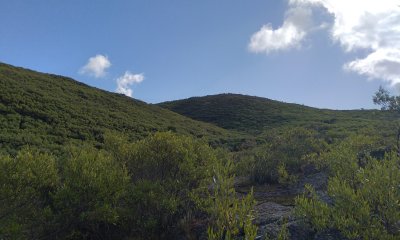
104,131 -> 257,239
52,147 -> 130,239
104,132 -> 218,238
309,134 -> 380,175
242,127 -> 327,184
295,143 -> 400,239
277,163 -> 298,186
207,158 -> 257,240
0,149 -> 59,239
0,132 -> 257,239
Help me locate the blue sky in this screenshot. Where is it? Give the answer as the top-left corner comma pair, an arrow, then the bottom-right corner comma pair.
1,0 -> 399,109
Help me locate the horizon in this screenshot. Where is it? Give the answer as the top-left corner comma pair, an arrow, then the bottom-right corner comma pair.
2,60 -> 386,112
1,1 -> 399,110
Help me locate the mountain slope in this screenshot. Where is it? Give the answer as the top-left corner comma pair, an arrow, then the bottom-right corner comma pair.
158,93 -> 400,137
0,63 -> 243,154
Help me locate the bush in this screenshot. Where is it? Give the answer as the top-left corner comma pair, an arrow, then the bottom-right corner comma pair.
52,147 -> 130,239
105,132 -> 220,238
207,158 -> 257,240
0,149 -> 59,239
295,149 -> 400,239
0,132 -> 257,239
243,127 -> 327,184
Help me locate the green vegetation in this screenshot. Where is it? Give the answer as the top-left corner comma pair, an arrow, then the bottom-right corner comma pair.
0,149 -> 59,239
207,159 -> 257,240
295,136 -> 400,239
159,93 -> 400,140
0,63 -> 243,155
373,86 -> 400,111
3,63 -> 400,239
0,132 -> 257,239
236,127 -> 327,184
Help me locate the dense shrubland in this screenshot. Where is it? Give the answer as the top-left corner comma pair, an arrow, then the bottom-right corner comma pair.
0,132 -> 257,240
0,63 -> 243,155
3,64 -> 400,240
295,135 -> 400,239
236,127 -> 327,185
292,88 -> 400,239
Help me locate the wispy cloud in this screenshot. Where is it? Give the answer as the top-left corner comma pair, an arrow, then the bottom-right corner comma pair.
79,54 -> 111,78
115,71 -> 144,97
248,6 -> 313,53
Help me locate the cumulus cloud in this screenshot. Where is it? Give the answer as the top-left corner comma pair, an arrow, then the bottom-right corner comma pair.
249,7 -> 313,53
252,0 -> 400,85
116,71 -> 144,97
79,54 -> 111,78
344,49 -> 400,85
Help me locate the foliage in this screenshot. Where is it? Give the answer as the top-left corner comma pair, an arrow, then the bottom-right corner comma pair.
104,132 -> 219,238
207,158 -> 257,240
0,63 -> 241,155
0,149 -> 59,239
159,93 -> 400,140
277,163 -> 297,186
243,127 -> 327,184
277,218 -> 289,240
52,147 -> 130,239
373,86 -> 400,111
295,147 -> 400,239
309,134 -> 384,179
1,132 -> 258,239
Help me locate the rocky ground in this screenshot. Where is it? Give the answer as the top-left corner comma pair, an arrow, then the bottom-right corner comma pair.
236,171 -> 347,240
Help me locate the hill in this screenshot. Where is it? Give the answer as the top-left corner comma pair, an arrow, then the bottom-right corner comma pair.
158,93 -> 400,138
0,63 -> 243,154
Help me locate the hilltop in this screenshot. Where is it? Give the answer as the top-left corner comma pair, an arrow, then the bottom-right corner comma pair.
159,93 -> 400,138
2,62 -> 400,240
0,63 -> 242,154
1,62 -> 399,155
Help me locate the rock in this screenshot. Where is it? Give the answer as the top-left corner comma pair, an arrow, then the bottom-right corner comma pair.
248,171 -> 338,239
289,172 -> 328,195
314,229 -> 348,240
254,202 -> 293,239
287,220 -> 315,240
255,202 -> 293,226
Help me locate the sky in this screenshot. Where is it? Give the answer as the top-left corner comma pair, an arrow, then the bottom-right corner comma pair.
1,0 -> 399,110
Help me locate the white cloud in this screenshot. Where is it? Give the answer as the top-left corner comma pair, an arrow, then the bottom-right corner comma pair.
248,7 -> 313,53
259,0 -> 400,85
345,49 -> 400,85
79,54 -> 111,78
116,71 -> 144,97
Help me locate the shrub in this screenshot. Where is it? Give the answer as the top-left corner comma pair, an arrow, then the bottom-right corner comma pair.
207,158 -> 257,240
0,132 -> 257,239
295,150 -> 400,239
245,127 -> 327,184
0,149 -> 59,239
52,147 -> 130,239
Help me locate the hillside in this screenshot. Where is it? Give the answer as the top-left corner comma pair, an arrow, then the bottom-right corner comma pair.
0,63 -> 243,154
159,93 -> 400,137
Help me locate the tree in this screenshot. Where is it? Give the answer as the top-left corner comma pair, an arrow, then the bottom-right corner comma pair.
373,86 -> 400,111
373,86 -> 400,155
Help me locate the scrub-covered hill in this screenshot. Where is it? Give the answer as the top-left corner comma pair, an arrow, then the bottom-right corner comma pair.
0,63 -> 243,154
159,93 -> 400,138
